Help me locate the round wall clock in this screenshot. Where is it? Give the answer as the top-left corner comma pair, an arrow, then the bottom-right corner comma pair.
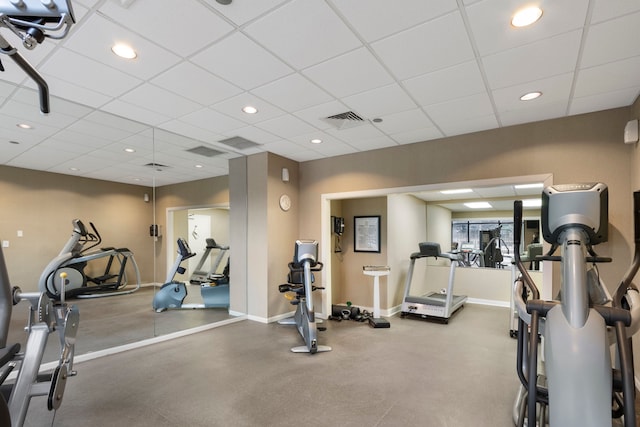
279,194 -> 291,211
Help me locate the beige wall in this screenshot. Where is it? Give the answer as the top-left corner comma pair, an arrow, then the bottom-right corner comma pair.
299,108 -> 634,303
0,165 -> 154,291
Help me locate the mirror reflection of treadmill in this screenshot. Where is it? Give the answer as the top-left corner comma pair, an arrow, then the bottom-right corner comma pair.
400,242 -> 467,324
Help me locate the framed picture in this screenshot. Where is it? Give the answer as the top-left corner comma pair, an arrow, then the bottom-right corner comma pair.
354,215 -> 381,253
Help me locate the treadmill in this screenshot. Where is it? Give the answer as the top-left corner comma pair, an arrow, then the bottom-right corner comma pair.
189,238 -> 229,285
400,242 -> 467,324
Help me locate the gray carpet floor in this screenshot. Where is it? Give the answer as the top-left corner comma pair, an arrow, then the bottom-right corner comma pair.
20,304 -> 523,426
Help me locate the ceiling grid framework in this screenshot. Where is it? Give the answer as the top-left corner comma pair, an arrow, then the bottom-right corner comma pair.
0,0 -> 638,186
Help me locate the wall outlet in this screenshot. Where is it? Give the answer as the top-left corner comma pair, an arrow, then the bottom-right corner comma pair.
2,241 -> 8,248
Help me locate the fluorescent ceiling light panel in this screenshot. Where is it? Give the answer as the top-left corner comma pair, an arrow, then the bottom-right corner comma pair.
514,183 -> 544,189
522,199 -> 542,207
441,188 -> 473,194
464,202 -> 492,209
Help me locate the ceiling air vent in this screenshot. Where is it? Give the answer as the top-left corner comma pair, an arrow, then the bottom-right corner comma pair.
186,145 -> 225,157
322,110 -> 366,130
218,136 -> 260,150
144,162 -> 170,172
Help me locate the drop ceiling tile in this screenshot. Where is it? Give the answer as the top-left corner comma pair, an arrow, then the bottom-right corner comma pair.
0,99 -> 77,129
98,0 -> 234,57
151,62 -> 242,107
574,56 -> 640,98
178,108 -> 247,134
325,123 -> 395,150
342,83 -> 416,119
100,99 -> 171,126
119,84 -> 202,117
211,93 -> 285,124
371,11 -> 474,80
8,146 -> 73,169
465,0 -> 589,56
373,109 -> 434,135
303,47 -> 394,98
244,0 -> 362,69
221,125 -> 280,145
62,14 -> 181,80
52,128 -> 114,148
331,0 -> 458,42
425,92 -> 495,124
581,12 -> 640,68
250,73 -> 333,112
591,1 -> 640,24
206,0 -> 289,26
157,120 -> 226,145
482,30 -> 582,90
438,114 -> 499,137
255,115 -> 316,139
492,73 -> 573,113
570,87 -> 640,116
499,101 -> 568,127
390,126 -> 444,145
403,61 -> 486,107
191,32 -> 293,91
34,75 -> 112,108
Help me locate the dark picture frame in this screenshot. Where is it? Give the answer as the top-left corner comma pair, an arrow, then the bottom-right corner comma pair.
354,215 -> 381,253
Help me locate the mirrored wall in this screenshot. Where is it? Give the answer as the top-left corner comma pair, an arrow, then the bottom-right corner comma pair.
1,86 -> 246,364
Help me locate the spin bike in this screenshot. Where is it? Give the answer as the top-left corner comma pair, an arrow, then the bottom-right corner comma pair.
39,219 -> 141,300
0,0 -> 75,113
512,183 -> 640,427
278,240 -> 331,354
0,245 -> 79,426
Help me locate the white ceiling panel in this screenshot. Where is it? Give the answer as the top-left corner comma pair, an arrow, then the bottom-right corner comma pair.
250,73 -> 333,112
371,11 -> 475,80
403,60 -> 486,107
303,47 -> 394,98
151,62 -> 242,107
482,31 -> 582,90
244,0 -> 362,69
211,93 -> 285,124
581,12 -> 640,68
62,14 -> 181,80
190,32 -> 293,91
255,114 -> 316,139
342,83 -> 417,119
331,0 -> 458,42
574,56 -> 640,99
1,0 -> 639,185
465,0 -> 589,56
97,0 -> 235,57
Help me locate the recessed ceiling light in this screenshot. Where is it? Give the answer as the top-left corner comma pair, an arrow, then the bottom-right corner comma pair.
464,202 -> 492,209
16,123 -> 32,129
9,141 -> 20,144
111,43 -> 137,59
195,164 -> 203,168
242,106 -> 258,114
511,6 -> 543,27
310,138 -> 322,144
441,189 -> 473,195
124,148 -> 136,153
69,167 -> 79,171
520,91 -> 542,101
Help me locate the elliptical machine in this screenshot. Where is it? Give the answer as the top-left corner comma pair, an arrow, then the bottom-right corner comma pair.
39,219 -> 141,300
512,183 -> 640,427
0,245 -> 79,426
278,240 -> 331,354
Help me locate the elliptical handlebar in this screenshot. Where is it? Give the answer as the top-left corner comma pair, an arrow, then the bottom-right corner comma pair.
513,200 -> 540,300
